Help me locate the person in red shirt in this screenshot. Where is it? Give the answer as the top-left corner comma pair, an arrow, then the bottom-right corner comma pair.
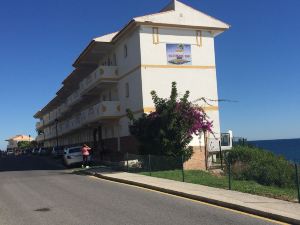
81,144 -> 91,168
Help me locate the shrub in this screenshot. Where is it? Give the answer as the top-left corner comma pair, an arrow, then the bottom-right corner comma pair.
127,82 -> 213,160
226,145 -> 295,188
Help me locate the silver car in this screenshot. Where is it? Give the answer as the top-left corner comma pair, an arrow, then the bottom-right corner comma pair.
63,146 -> 91,167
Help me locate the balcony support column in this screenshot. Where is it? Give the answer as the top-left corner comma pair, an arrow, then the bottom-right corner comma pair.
117,123 -> 121,152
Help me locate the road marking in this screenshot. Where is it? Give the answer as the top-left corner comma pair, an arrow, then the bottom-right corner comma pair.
88,175 -> 289,225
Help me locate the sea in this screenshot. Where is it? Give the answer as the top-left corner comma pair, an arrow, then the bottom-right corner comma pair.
249,138 -> 300,163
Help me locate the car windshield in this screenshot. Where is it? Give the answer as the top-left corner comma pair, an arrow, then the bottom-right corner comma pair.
68,148 -> 81,154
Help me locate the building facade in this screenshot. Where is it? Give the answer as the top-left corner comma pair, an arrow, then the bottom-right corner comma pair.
6,135 -> 32,151
34,0 -> 229,163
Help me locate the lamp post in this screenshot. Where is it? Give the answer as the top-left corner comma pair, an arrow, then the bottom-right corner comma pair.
55,119 -> 59,148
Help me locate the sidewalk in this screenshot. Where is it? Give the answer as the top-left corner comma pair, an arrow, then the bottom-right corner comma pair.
82,166 -> 300,224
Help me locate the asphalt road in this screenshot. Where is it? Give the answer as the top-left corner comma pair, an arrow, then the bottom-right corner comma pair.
0,155 -> 281,225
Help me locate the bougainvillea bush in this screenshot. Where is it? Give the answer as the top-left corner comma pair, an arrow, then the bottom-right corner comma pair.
127,82 -> 213,160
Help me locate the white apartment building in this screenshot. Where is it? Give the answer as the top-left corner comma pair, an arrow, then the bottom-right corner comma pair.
6,135 -> 32,151
34,0 -> 230,167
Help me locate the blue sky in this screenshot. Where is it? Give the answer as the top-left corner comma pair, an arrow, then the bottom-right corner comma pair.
0,0 -> 299,149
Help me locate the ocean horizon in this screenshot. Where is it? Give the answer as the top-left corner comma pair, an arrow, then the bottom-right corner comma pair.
249,138 -> 300,163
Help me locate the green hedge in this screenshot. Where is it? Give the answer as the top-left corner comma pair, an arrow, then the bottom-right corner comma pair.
225,145 -> 296,188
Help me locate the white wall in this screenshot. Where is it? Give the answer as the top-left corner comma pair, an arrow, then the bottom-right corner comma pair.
140,27 -> 215,65
139,25 -> 221,140
40,25 -> 224,146
111,28 -> 144,137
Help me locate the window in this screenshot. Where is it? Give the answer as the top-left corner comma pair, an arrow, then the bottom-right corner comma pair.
196,30 -> 202,47
124,45 -> 128,58
152,27 -> 159,44
221,133 -> 230,146
68,148 -> 81,154
125,82 -> 129,98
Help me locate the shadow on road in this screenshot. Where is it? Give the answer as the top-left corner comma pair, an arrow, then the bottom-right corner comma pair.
71,166 -> 123,177
0,155 -> 66,172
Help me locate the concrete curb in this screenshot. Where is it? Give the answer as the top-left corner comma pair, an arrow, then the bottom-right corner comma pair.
83,170 -> 299,225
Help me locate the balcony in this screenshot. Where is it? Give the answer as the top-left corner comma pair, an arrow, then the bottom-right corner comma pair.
43,116 -> 50,126
91,101 -> 121,121
67,90 -> 82,107
80,101 -> 116,124
69,115 -> 82,131
57,101 -> 121,137
80,66 -> 118,95
43,101 -> 121,140
42,110 -> 58,127
35,121 -> 44,129
58,121 -> 70,136
57,104 -> 67,119
36,134 -> 44,142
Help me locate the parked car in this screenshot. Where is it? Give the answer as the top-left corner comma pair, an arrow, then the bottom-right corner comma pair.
25,148 -> 33,155
32,148 -> 39,155
7,150 -> 14,155
63,146 -> 91,167
51,147 -> 65,158
38,147 -> 49,156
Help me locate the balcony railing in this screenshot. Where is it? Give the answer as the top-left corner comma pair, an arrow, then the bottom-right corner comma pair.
49,101 -> 121,138
35,121 -> 44,129
43,116 -> 49,126
43,105 -> 67,126
80,66 -> 118,95
67,90 -> 81,107
40,66 -> 119,131
36,134 -> 44,142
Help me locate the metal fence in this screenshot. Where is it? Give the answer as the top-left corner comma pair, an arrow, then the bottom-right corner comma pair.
232,137 -> 247,146
100,152 -> 300,203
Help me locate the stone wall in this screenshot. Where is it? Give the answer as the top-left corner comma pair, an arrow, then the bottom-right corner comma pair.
183,146 -> 206,170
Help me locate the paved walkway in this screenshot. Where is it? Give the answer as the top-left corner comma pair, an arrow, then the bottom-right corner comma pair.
83,166 -> 300,225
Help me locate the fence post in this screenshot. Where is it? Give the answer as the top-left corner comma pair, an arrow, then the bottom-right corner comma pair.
219,141 -> 223,170
126,152 -> 129,172
228,161 -> 232,190
181,155 -> 185,182
295,164 -> 300,203
148,154 -> 152,176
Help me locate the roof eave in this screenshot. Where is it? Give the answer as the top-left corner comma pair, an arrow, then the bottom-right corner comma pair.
136,21 -> 229,32
111,20 -> 137,43
34,111 -> 42,119
72,40 -> 96,68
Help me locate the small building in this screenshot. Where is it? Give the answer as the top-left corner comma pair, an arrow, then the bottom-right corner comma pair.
5,135 -> 32,151
34,0 -> 231,169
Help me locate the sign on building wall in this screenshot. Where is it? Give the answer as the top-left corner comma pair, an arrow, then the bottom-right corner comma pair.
166,44 -> 192,65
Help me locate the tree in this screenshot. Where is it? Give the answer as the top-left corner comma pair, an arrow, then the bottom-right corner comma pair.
127,82 -> 213,160
17,141 -> 31,149
36,129 -> 43,135
17,140 -> 37,149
